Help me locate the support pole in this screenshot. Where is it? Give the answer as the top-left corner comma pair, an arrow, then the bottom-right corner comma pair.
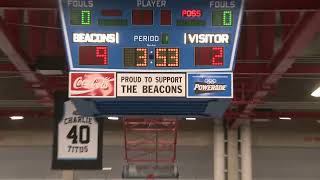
227,128 -> 239,180
63,170 -> 74,180
213,119 -> 225,180
240,120 -> 252,180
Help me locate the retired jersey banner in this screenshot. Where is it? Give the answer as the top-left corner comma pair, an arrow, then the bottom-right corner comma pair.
187,73 -> 233,98
52,98 -> 103,170
69,72 -> 116,98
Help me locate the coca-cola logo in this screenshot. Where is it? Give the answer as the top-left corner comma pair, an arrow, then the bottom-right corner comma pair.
70,73 -> 115,97
73,76 -> 112,89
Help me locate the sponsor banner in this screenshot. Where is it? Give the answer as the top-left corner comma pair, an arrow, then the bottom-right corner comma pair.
187,73 -> 233,98
117,73 -> 186,97
52,99 -> 103,170
69,72 -> 116,98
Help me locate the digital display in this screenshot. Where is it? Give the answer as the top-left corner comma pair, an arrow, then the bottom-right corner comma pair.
176,20 -> 206,26
79,46 -> 108,65
212,10 -> 233,26
101,9 -> 122,16
124,48 -> 148,67
70,10 -> 91,25
195,47 -> 224,66
160,10 -> 172,25
182,10 -> 202,17
98,19 -> 128,26
155,48 -> 179,67
132,10 -> 153,25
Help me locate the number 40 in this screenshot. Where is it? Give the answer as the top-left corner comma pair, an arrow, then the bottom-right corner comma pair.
67,125 -> 90,144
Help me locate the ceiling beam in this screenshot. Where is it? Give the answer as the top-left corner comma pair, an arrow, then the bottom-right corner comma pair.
234,63 -> 320,75
0,17 -> 53,106
0,63 -> 16,71
226,111 -> 320,120
0,0 -> 319,10
245,0 -> 320,11
0,0 -> 57,9
230,12 -> 320,128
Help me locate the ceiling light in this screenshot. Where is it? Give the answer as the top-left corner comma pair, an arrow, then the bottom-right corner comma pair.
252,118 -> 271,122
102,167 -> 112,171
10,116 -> 24,120
186,117 -> 197,121
107,116 -> 119,121
311,87 -> 320,97
279,117 -> 291,120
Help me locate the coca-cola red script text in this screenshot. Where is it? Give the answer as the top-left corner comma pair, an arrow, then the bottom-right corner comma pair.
69,72 -> 115,97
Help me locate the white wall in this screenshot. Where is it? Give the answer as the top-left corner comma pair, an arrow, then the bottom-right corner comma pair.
0,147 -> 62,180
252,120 -> 320,180
1,120 -> 320,180
252,120 -> 320,148
253,147 -> 320,180
0,126 -> 213,180
0,146 -> 213,180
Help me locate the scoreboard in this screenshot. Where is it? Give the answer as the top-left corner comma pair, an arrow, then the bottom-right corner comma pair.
59,0 -> 244,117
60,0 -> 243,72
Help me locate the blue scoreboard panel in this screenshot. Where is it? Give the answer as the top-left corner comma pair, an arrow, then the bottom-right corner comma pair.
60,0 -> 243,72
59,0 -> 244,117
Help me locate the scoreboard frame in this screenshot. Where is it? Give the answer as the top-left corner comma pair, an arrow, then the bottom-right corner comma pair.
58,0 -> 245,72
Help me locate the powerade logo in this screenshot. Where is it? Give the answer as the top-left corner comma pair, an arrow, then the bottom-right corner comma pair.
187,73 -> 232,98
193,79 -> 227,94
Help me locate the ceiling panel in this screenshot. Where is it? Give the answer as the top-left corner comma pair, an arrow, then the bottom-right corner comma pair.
266,78 -> 320,102
0,77 -> 36,100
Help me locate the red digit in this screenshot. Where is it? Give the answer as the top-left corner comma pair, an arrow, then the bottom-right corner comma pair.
96,46 -> 107,65
212,47 -> 224,66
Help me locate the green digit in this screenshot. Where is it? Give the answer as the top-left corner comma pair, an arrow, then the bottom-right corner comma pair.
81,10 -> 91,25
223,10 -> 232,26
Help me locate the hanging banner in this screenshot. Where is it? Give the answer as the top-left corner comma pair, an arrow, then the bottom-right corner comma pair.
52,99 -> 103,169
